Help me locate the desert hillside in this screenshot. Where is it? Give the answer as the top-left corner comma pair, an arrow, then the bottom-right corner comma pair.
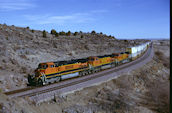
0,24 -> 149,91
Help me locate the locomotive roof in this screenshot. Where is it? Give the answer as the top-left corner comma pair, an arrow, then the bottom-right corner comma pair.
97,54 -> 111,58
53,58 -> 88,66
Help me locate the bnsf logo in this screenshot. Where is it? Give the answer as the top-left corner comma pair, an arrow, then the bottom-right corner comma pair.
65,65 -> 73,69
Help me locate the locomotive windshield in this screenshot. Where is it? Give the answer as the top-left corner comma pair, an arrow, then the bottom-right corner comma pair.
89,58 -> 94,61
38,64 -> 48,69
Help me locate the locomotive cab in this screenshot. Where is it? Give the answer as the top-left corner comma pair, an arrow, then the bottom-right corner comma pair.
28,62 -> 56,86
88,56 -> 101,67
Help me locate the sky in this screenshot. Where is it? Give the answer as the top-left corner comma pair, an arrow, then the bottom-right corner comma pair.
0,0 -> 170,39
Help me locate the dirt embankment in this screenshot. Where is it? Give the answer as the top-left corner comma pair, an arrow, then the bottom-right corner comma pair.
0,24 -> 149,91
0,40 -> 169,113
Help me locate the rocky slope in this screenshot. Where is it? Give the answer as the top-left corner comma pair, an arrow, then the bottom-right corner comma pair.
0,24 -> 148,91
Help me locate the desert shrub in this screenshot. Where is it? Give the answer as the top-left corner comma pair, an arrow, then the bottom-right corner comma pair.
42,30 -> 46,37
124,40 -> 128,42
84,45 -> 89,50
66,31 -> 71,36
155,51 -> 162,57
163,61 -> 169,68
31,29 -> 34,33
81,35 -> 84,38
59,31 -> 66,35
2,59 -> 6,63
20,55 -> 27,59
6,36 -> 8,40
55,32 -> 59,37
74,32 -> 78,36
21,67 -> 27,73
51,29 -> 57,35
155,51 -> 169,68
112,36 -> 115,38
91,30 -> 96,34
68,53 -> 72,56
51,29 -> 59,37
160,41 -> 164,45
10,58 -> 18,65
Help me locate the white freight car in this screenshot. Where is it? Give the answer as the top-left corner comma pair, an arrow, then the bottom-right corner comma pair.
126,41 -> 150,60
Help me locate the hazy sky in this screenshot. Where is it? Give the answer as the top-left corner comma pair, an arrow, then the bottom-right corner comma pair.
0,0 -> 170,39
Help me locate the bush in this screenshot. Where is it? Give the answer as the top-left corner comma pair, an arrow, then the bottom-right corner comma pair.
112,36 -> 116,39
55,32 -> 59,37
31,29 -> 34,33
59,31 -> 66,35
51,29 -> 57,35
74,32 -> 78,36
81,35 -> 84,38
91,30 -> 96,34
42,30 -> 46,37
109,35 -> 111,38
155,51 -> 162,56
79,31 -> 82,34
66,31 -> 71,36
50,29 -> 59,37
100,32 -> 103,34
26,26 -> 29,29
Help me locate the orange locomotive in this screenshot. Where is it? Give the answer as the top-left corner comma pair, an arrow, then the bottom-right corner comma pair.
28,58 -> 89,85
28,51 -> 131,86
28,53 -> 130,86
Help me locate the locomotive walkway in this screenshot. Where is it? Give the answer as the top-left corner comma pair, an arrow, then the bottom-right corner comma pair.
4,44 -> 154,104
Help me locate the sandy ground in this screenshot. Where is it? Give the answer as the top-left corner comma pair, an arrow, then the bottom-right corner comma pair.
0,39 -> 169,113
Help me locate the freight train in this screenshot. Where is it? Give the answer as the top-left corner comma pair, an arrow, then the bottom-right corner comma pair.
28,41 -> 151,86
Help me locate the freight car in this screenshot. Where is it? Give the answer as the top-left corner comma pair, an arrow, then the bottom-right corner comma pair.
126,42 -> 150,60
28,42 -> 151,86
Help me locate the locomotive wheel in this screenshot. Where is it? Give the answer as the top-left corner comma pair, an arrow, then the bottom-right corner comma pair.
111,63 -> 115,67
79,72 -> 82,76
92,70 -> 96,73
83,71 -> 87,75
56,77 -> 60,82
81,72 -> 84,76
88,70 -> 91,74
85,71 -> 88,75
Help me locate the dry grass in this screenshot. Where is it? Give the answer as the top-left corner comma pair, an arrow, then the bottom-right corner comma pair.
145,79 -> 169,113
155,51 -> 169,68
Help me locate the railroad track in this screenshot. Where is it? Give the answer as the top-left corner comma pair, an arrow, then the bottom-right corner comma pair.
4,45 -> 153,99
